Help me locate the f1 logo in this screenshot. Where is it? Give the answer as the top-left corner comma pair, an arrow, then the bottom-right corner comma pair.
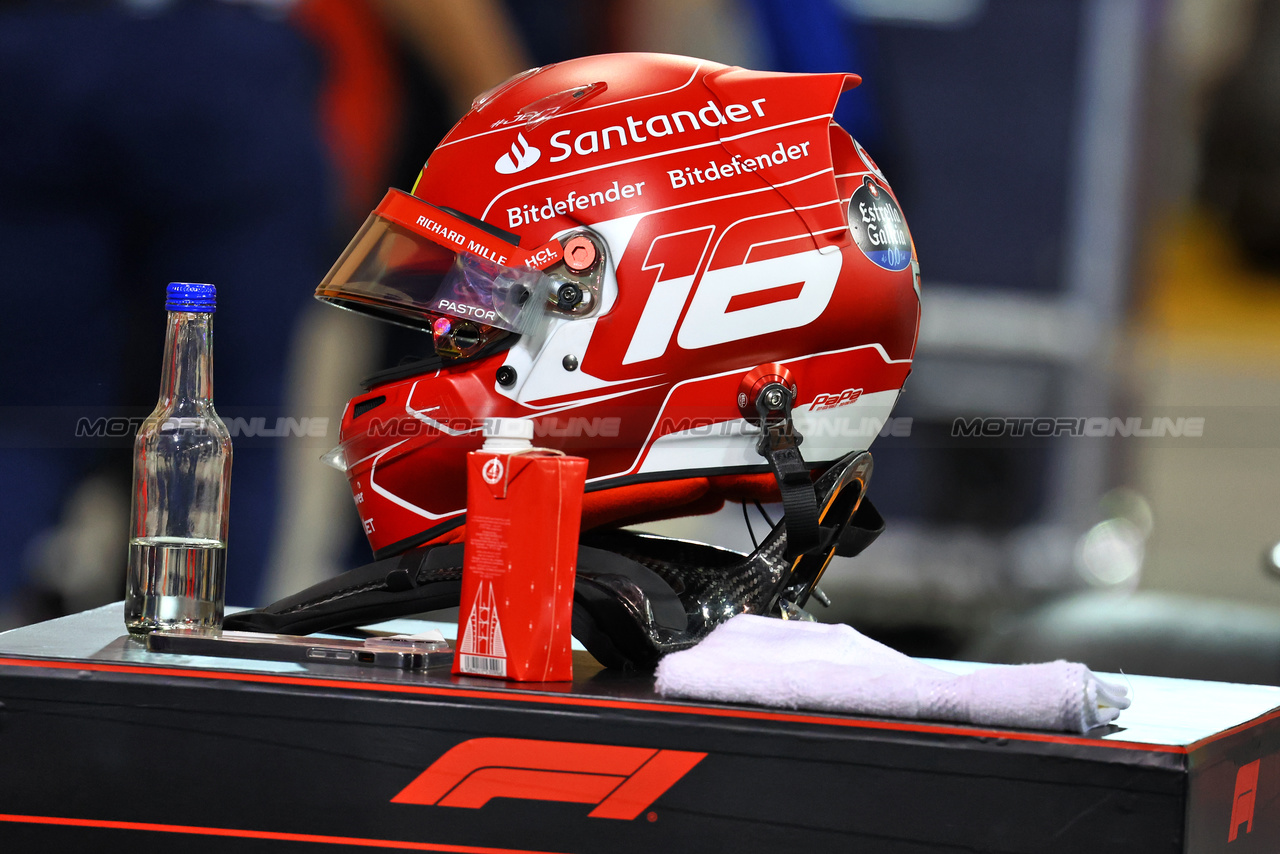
392,738 -> 706,820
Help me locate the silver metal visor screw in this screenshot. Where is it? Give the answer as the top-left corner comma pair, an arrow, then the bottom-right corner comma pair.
562,355 -> 579,371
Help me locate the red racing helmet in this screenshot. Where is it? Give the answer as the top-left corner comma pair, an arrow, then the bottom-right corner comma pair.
317,52 -> 921,562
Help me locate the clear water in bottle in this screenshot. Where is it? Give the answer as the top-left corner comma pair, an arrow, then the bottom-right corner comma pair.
126,536 -> 226,634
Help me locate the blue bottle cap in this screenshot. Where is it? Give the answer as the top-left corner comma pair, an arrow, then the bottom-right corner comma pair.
165,282 -> 217,313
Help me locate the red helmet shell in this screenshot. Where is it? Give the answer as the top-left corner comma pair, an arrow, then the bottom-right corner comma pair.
332,53 -> 921,558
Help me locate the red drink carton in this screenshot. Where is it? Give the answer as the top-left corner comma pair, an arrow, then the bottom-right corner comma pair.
453,420 -> 587,682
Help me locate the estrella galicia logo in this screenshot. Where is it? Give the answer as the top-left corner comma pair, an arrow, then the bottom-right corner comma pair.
849,176 -> 913,272
495,132 -> 541,174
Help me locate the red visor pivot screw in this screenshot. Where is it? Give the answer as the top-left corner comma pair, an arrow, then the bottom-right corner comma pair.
562,234 -> 598,274
738,363 -> 797,425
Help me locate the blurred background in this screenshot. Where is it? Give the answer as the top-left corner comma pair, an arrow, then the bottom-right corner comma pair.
2,0 -> 1278,684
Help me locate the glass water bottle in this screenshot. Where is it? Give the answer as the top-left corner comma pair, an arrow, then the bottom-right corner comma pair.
125,282 -> 232,634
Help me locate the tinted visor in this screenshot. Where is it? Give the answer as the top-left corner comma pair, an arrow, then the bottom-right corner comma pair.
316,190 -> 566,359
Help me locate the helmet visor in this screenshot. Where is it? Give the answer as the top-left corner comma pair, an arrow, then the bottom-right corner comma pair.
316,189 -> 567,359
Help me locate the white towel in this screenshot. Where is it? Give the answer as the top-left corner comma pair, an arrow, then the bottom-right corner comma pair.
654,615 -> 1130,733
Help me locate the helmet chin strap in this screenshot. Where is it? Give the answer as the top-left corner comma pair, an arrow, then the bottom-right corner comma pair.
751,381 -> 883,612
752,381 -> 821,561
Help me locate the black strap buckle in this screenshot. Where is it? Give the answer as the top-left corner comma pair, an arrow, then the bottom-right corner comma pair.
754,383 -> 821,560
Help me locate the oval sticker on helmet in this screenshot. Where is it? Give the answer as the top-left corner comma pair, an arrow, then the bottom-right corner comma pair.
849,176 -> 912,272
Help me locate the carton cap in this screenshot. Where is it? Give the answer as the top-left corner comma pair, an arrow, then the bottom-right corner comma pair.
482,418 -> 534,451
